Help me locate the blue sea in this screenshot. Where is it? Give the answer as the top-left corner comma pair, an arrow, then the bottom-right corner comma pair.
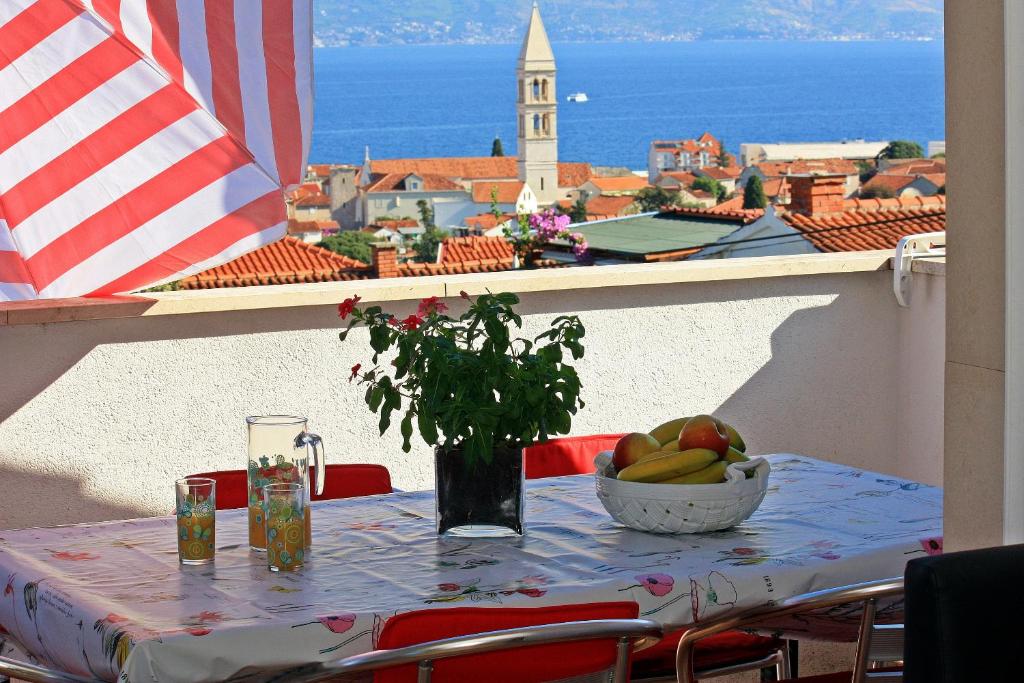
310,40 -> 945,169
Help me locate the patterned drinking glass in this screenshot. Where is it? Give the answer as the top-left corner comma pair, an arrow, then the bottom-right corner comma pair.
176,477 -> 216,565
246,416 -> 323,552
264,482 -> 305,572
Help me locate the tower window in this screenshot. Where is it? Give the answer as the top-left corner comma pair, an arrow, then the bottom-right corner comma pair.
541,177 -> 545,191
533,114 -> 541,133
532,78 -> 540,100
542,113 -> 550,135
541,79 -> 549,100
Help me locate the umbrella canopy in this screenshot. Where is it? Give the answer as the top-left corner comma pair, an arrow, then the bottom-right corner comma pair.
0,0 -> 313,301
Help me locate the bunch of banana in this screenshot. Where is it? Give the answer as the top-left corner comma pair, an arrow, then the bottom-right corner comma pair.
615,416 -> 752,485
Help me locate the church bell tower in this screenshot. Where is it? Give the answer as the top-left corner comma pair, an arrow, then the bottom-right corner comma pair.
516,3 -> 558,205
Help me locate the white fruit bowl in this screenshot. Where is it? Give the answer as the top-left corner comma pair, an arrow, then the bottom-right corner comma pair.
593,452 -> 771,534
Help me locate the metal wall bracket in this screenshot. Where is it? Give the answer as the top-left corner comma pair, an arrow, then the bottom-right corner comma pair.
894,231 -> 945,307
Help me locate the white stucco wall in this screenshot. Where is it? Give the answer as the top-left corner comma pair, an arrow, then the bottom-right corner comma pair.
0,261 -> 944,530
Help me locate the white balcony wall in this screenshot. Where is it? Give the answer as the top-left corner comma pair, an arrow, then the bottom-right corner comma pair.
0,254 -> 944,530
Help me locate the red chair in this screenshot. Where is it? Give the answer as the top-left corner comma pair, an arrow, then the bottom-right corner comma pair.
524,434 -> 789,680
523,434 -> 625,479
368,602 -> 648,682
189,464 -> 393,510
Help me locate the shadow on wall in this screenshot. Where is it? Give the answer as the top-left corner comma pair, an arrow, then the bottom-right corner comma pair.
0,301 -> 419,424
0,465 -> 150,530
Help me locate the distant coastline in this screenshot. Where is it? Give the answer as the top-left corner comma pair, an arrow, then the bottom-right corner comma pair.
314,35 -> 941,48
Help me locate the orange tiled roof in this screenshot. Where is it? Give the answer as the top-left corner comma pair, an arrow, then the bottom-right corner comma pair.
471,181 -> 525,204
558,162 -> 593,188
585,194 -> 637,217
294,191 -> 330,208
882,159 -> 946,176
179,237 -> 368,289
465,213 -> 515,230
370,219 -> 420,232
369,157 -> 591,189
761,177 -> 791,198
288,183 -> 322,201
701,195 -> 765,219
861,174 -> 922,194
756,158 -> 859,177
439,236 -> 514,265
657,171 -> 698,186
586,175 -> 649,192
364,172 -> 464,193
306,164 -> 332,178
397,259 -> 565,278
843,195 -> 946,212
666,206 -> 761,224
698,166 -> 742,180
780,199 -> 946,253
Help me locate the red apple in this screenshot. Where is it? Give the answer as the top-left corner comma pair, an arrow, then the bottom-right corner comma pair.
678,415 -> 730,458
612,432 -> 662,471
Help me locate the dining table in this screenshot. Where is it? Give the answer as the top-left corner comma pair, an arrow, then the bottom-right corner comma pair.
0,454 -> 942,683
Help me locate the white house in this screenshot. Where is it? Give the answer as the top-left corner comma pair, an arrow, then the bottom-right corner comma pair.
739,140 -> 889,166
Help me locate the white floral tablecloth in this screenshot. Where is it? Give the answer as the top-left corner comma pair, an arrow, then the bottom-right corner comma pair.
0,454 -> 942,682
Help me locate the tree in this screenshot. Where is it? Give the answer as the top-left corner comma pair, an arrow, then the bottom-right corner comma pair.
931,152 -> 946,159
566,196 -> 588,223
716,139 -> 731,167
635,186 -> 681,212
855,159 -> 877,184
859,186 -> 896,200
743,176 -> 767,209
691,175 -> 726,202
318,231 -> 377,263
491,137 -> 505,157
937,184 -> 946,195
877,140 -> 924,160
416,199 -> 435,229
413,226 -> 448,263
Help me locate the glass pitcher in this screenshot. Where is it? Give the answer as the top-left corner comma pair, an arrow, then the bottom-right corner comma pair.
246,416 -> 324,551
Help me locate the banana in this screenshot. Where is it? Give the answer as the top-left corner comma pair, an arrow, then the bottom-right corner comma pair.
617,448 -> 718,483
721,422 -> 746,452
661,460 -> 729,485
648,417 -> 691,446
724,446 -> 749,464
659,440 -> 679,452
636,450 -> 670,464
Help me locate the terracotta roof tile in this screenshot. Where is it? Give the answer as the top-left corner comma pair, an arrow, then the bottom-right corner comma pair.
656,171 -> 698,186
369,219 -> 420,232
882,159 -> 946,175
698,166 -> 742,180
286,219 -> 340,235
702,195 -> 765,219
178,237 -> 368,289
586,175 -> 649,192
761,177 -> 791,198
780,201 -> 946,252
558,162 -> 593,188
439,236 -> 514,265
364,172 -> 464,193
465,213 -> 515,229
585,195 -> 637,217
471,181 -> 525,204
861,174 -> 919,194
665,206 -> 761,224
306,164 -> 332,178
756,158 -> 859,177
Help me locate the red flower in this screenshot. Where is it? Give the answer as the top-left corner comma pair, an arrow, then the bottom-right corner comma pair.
516,588 -> 547,598
186,627 -> 211,636
318,614 -> 356,634
460,290 -> 470,300
51,551 -> 98,561
732,547 -> 757,556
438,583 -> 460,592
337,295 -> 361,320
349,363 -> 362,382
400,314 -> 424,331
388,315 -> 400,327
417,296 -> 448,317
635,573 -> 674,597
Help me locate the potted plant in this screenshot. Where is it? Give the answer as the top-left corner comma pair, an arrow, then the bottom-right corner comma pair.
338,291 -> 586,536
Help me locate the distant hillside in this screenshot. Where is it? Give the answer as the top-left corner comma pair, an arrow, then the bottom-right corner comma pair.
313,0 -> 944,47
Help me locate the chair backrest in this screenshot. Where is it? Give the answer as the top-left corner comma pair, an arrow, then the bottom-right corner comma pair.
676,578 -> 904,683
189,464 -> 393,510
275,603 -> 661,683
523,434 -> 625,479
904,543 -> 1024,683
373,602 -> 640,683
0,655 -> 102,683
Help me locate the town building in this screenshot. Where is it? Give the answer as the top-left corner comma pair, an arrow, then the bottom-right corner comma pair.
739,158 -> 861,199
927,140 -> 946,157
578,175 -> 650,198
739,140 -> 889,166
692,174 -> 945,259
647,132 -> 730,181
516,3 -> 559,205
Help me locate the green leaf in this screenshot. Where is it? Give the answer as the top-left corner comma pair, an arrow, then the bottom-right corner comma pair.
369,386 -> 384,411
417,409 -> 438,444
400,411 -> 414,452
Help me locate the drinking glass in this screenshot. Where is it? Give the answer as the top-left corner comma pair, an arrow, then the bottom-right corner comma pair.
264,482 -> 305,572
246,416 -> 324,552
176,477 -> 216,565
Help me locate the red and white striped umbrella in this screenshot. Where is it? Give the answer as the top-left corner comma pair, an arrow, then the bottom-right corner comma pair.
0,0 -> 313,301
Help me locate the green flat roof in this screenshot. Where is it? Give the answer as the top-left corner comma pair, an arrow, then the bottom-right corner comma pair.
570,213 -> 742,257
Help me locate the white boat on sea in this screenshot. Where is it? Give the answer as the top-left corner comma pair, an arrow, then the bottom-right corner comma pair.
566,92 -> 588,102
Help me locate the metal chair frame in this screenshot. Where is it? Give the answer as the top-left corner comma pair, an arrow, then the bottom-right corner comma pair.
0,656 -> 103,683
278,617 -> 664,683
675,577 -> 905,683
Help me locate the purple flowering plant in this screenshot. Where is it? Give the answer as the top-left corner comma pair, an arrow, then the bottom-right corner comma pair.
491,189 -> 589,266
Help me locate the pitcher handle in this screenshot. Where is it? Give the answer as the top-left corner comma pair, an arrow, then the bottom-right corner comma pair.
298,432 -> 325,496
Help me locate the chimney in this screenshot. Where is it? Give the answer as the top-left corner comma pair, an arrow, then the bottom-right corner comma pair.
371,242 -> 398,279
788,174 -> 846,216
